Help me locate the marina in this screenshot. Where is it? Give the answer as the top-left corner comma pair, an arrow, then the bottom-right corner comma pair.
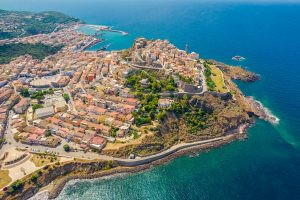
76,24 -> 131,51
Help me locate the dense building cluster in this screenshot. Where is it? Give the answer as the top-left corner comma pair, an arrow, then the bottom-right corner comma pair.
0,26 -> 206,154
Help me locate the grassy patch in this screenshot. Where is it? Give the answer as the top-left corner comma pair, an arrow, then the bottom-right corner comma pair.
0,170 -> 12,189
204,62 -> 216,91
210,65 -> 228,93
30,154 -> 58,167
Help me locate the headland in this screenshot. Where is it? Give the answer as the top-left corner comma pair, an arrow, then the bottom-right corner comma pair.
0,10 -> 278,200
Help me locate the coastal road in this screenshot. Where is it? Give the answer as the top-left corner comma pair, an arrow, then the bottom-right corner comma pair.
1,121 -> 229,166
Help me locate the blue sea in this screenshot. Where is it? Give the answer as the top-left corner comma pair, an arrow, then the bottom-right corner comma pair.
1,1 -> 300,199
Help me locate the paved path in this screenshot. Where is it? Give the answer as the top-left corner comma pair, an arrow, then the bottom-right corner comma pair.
159,91 -> 204,97
1,126 -> 227,166
63,87 -> 78,114
116,136 -> 226,166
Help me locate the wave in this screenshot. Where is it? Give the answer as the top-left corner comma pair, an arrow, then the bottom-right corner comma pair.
247,96 -> 280,124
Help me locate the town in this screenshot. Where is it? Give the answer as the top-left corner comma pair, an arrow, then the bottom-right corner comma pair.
0,9 -> 272,200
0,21 -> 218,183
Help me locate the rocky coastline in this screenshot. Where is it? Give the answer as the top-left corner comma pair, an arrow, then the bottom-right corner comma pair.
0,50 -> 278,200
45,131 -> 246,200
210,60 -> 260,82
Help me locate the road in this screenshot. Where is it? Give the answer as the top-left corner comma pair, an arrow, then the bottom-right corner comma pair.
63,87 -> 78,115
0,109 -> 229,164
125,55 -> 208,94
1,110 -> 229,165
199,63 -> 208,92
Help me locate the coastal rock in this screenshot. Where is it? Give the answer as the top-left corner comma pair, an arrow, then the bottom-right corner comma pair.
245,96 -> 279,124
209,60 -> 260,82
0,160 -> 118,200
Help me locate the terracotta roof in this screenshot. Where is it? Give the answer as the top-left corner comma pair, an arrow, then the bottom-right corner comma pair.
90,136 -> 105,145
28,134 -> 38,140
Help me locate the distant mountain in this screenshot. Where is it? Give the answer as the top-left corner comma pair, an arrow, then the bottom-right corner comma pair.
0,9 -> 82,39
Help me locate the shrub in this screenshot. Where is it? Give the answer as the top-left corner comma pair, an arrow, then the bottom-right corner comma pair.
7,180 -> 24,193
30,174 -> 38,183
37,170 -> 42,176
20,88 -> 30,97
44,130 -> 52,137
32,104 -> 43,111
63,144 -> 70,152
63,93 -> 70,103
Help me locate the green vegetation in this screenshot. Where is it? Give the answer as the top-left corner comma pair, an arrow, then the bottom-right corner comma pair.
125,70 -> 177,93
0,43 -> 62,64
32,104 -> 43,111
125,69 -> 210,133
63,144 -> 70,152
0,10 -> 81,40
132,93 -> 158,126
0,138 -> 6,145
44,130 -> 52,137
63,93 -> 70,103
176,73 -> 194,84
110,127 -> 119,138
103,160 -> 114,170
6,180 -> 24,194
210,65 -> 228,93
156,110 -> 167,121
129,129 -> 139,139
30,170 -> 43,183
168,95 -> 209,133
30,89 -> 54,100
29,174 -> 38,183
204,62 -> 216,91
20,88 -> 30,97
126,70 -> 177,126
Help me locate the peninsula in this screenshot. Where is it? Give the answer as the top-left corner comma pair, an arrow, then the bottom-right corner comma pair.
0,10 -> 276,200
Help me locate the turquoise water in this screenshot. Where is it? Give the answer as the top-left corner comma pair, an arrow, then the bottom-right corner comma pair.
1,1 -> 300,199
76,25 -> 133,51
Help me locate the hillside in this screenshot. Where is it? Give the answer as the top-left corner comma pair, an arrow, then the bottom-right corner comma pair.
0,10 -> 81,39
0,43 -> 63,64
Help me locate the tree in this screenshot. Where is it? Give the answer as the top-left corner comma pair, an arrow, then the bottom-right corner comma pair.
7,180 -> 24,194
0,137 -> 6,144
30,174 -> 38,183
63,93 -> 70,103
110,127 -> 119,138
48,88 -> 54,94
156,110 -> 166,121
20,88 -> 30,97
32,104 -> 43,111
44,130 -> 51,137
151,81 -> 161,93
63,144 -> 70,152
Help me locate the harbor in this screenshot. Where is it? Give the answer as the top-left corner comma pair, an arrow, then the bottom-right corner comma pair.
76,24 -> 131,51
